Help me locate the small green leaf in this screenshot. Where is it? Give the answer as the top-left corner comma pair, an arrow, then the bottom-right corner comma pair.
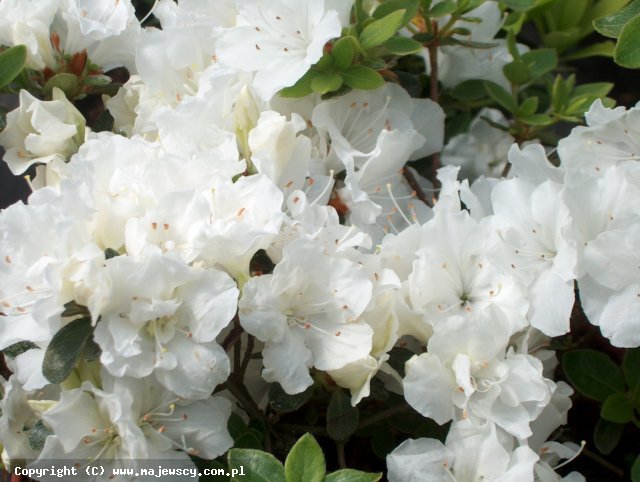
104,248 -> 120,259
83,74 -> 112,86
3,341 -> 38,359
632,455 -> 640,482
269,383 -> 315,413
311,72 -> 343,94
359,9 -> 406,50
383,36 -> 423,55
518,113 -> 553,126
235,431 -> 264,450
84,337 -> 101,362
332,37 -> 356,71
624,348 -> 640,391
93,109 -> 115,133
450,79 -> 487,101
228,412 -> 248,441
614,14 -> 640,68
61,300 -> 90,318
429,0 -> 457,17
503,60 -> 532,85
373,0 -> 420,24
502,0 -> 537,11
594,0 -> 640,38
324,469 -> 382,482
521,48 -> 557,80
228,449 -> 285,482
601,393 -> 634,423
517,96 -> 539,117
593,418 -> 624,455
342,65 -> 385,90
280,71 -> 317,98
563,349 -> 626,401
0,45 -> 27,89
327,389 -> 359,441
563,41 -> 616,60
284,433 -> 325,482
542,28 -> 581,51
484,81 -> 517,113
27,420 -> 52,451
42,317 -> 94,384
43,73 -> 80,99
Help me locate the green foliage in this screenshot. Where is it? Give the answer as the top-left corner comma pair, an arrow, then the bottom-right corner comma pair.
285,433 -> 326,482
324,470 -> 381,482
269,383 -> 315,413
42,317 -> 95,384
562,349 -> 626,401
632,456 -> 640,482
228,449 -> 285,482
0,45 -> 27,90
27,420 -> 52,451
327,389 -> 359,441
3,341 -> 39,359
614,14 -> 640,67
593,418 -> 624,454
594,0 -> 640,37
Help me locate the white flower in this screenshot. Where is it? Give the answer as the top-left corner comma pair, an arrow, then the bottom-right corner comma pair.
0,88 -> 85,176
239,238 -> 373,394
217,0 -> 344,100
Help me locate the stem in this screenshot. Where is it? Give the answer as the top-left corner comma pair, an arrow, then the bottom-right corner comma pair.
357,403 -> 409,431
426,21 -> 442,191
337,441 -> 347,469
240,335 -> 255,380
223,378 -> 264,422
402,167 -> 433,207
581,446 -> 625,478
221,314 -> 243,351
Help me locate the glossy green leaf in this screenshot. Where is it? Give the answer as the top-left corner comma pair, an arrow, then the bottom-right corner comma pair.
429,0 -> 456,16
359,10 -> 406,50
235,431 -> 264,450
601,393 -> 634,423
279,71 -> 317,98
503,0 -> 537,11
563,41 -> 616,60
484,81 -> 517,113
614,14 -> 640,68
623,347 -> 640,391
42,317 -> 94,384
517,96 -> 539,117
228,412 -> 248,441
0,45 -> 27,89
563,350 -> 625,401
284,433 -> 325,482
228,449 -> 285,482
593,418 -> 624,454
342,65 -> 385,90
311,72 -> 343,94
503,60 -> 532,85
327,389 -> 359,441
373,0 -> 419,24
324,469 -> 382,482
332,37 -> 356,70
521,48 -> 557,80
3,341 -> 38,359
269,383 -> 315,413
383,36 -> 423,55
594,0 -> 640,38
519,113 -> 553,125
450,79 -> 487,101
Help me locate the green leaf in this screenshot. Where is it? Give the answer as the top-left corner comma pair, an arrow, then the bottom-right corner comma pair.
332,37 -> 356,71
83,74 -> 112,86
484,81 -> 517,113
624,348 -> 640,391
228,412 -> 248,441
563,349 -> 626,401
594,0 -> 640,38
601,393 -> 634,423
503,60 -> 532,85
593,418 -> 624,454
284,433 -> 325,482
280,71 -> 317,98
43,73 -> 80,99
324,469 -> 382,482
519,113 -> 553,125
517,96 -> 539,117
311,72 -> 343,94
429,0 -> 457,17
42,317 -> 94,384
269,383 -> 315,413
0,45 -> 27,89
521,48 -> 557,80
542,28 -> 582,51
341,65 -> 385,90
502,0 -> 537,11
228,449 -> 285,482
450,79 -> 487,101
563,41 -> 616,60
614,14 -> 640,68
3,341 -> 38,359
235,431 -> 264,450
383,36 -> 424,55
84,337 -> 101,362
93,109 -> 115,133
373,0 -> 420,24
359,9 -> 407,50
104,248 -> 121,259
327,389 -> 359,441
632,455 -> 640,482
27,420 -> 52,451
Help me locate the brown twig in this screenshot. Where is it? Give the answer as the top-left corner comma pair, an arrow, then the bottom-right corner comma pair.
402,167 -> 432,207
337,441 -> 347,469
356,403 -> 410,431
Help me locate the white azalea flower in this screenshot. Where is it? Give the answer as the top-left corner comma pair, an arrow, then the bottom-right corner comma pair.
217,0 -> 344,100
239,238 -> 373,394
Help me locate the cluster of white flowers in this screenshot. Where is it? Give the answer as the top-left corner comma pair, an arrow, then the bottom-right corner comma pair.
0,0 -> 637,480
